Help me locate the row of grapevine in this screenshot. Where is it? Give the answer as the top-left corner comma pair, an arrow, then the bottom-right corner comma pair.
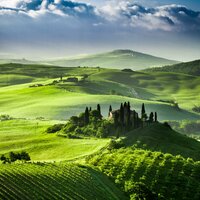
88,148 -> 200,200
0,163 -> 128,200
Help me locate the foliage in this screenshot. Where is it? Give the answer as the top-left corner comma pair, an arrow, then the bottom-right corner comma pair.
192,105 -> 200,113
46,123 -> 64,133
88,148 -> 200,200
0,114 -> 13,121
1,151 -> 30,163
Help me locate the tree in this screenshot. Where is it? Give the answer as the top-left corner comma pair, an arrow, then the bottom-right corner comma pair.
127,102 -> 131,128
141,103 -> 146,119
0,154 -> 6,163
89,107 -> 92,111
20,151 -> 31,161
9,152 -> 17,162
155,112 -> 158,122
108,105 -> 112,117
97,104 -> 101,114
120,103 -> 124,126
149,112 -> 154,123
84,107 -> 89,125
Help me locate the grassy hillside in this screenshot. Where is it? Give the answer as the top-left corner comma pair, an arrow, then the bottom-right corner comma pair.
0,63 -> 199,120
0,163 -> 128,200
49,49 -> 178,70
0,120 -> 109,162
145,59 -> 200,76
88,148 -> 200,200
124,123 -> 200,161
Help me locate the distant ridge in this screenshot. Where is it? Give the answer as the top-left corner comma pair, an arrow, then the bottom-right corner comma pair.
145,59 -> 200,76
48,49 -> 179,70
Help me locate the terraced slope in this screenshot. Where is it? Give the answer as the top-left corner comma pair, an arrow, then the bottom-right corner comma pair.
0,163 -> 128,200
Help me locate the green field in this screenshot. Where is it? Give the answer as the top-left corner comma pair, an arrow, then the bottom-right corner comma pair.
0,120 -> 109,162
0,63 -> 199,121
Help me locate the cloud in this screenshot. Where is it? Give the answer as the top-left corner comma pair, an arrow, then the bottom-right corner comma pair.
0,0 -> 199,32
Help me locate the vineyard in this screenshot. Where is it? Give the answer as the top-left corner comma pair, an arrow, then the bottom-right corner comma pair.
88,148 -> 200,200
0,163 -> 128,200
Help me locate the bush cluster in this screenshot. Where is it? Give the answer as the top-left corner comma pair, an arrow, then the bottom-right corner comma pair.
1,151 -> 30,164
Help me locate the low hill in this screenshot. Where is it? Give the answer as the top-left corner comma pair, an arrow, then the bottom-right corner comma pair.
0,163 -> 128,200
145,59 -> 200,76
124,123 -> 200,161
49,49 -> 178,70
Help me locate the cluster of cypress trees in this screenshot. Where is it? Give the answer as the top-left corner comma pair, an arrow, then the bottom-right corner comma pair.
84,104 -> 102,125
112,102 -> 158,129
84,102 -> 158,128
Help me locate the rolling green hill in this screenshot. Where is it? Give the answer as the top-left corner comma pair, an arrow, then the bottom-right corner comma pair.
0,63 -> 199,120
49,50 -> 178,70
145,59 -> 200,76
0,163 -> 128,200
124,123 -> 200,161
0,119 -> 109,162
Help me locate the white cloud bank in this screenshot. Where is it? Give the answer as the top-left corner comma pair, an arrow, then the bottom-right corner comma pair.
0,0 -> 200,31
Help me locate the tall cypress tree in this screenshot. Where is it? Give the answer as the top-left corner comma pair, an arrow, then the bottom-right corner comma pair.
97,104 -> 101,114
141,103 -> 146,119
108,105 -> 112,117
84,107 -> 89,125
155,112 -> 158,122
149,112 -> 154,123
120,103 -> 124,126
127,102 -> 131,128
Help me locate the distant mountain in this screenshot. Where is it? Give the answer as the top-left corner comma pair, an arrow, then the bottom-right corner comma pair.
48,49 -> 178,70
0,58 -> 36,65
145,59 -> 200,76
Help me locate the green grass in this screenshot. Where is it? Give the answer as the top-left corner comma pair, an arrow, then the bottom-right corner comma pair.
124,123 -> 200,161
0,120 -> 109,162
0,63 -> 200,122
0,163 -> 128,200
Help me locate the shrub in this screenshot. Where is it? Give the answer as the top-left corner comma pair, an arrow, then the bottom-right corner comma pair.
46,124 -> 64,133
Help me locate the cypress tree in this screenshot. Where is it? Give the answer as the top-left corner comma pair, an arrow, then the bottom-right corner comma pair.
127,102 -> 131,128
149,112 -> 154,123
120,103 -> 124,126
97,104 -> 101,114
141,103 -> 146,119
84,107 -> 89,125
155,112 -> 158,122
108,105 -> 112,117
109,105 -> 112,112
89,107 -> 92,111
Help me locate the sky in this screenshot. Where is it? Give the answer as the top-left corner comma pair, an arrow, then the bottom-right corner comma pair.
0,0 -> 200,61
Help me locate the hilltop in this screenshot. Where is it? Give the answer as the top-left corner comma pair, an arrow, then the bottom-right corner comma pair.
145,59 -> 200,76
124,123 -> 200,161
48,49 -> 178,70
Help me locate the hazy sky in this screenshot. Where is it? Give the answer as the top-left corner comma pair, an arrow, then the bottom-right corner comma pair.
0,0 -> 200,61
